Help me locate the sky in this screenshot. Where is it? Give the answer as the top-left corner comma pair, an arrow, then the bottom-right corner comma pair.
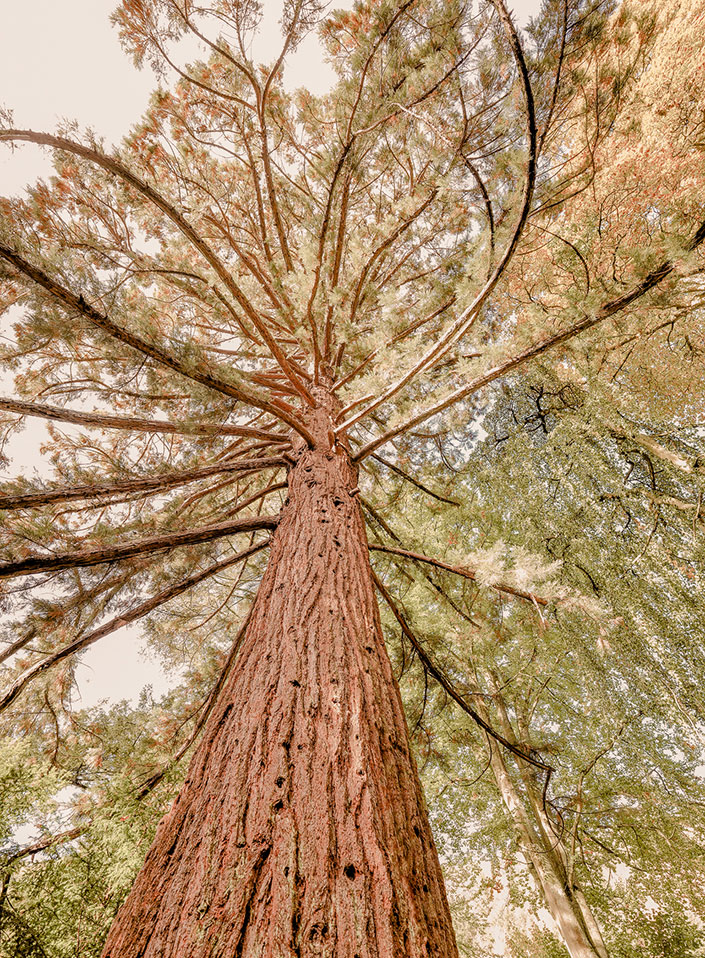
0,0 -> 543,709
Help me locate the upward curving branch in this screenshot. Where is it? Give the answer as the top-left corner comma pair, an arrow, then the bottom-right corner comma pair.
354,215 -> 705,461
0,243 -> 315,446
0,130 -> 315,407
335,0 -> 537,436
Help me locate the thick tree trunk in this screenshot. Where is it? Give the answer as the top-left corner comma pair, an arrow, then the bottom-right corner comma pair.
102,395 -> 458,957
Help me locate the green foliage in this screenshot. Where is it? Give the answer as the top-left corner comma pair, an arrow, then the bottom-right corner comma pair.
374,354 -> 705,953
0,0 -> 704,953
0,699 -> 182,957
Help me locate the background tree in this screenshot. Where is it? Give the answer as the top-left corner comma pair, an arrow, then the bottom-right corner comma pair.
1,0 -> 704,955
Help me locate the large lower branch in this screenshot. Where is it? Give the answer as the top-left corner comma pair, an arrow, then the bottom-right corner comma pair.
0,541 -> 269,715
0,516 -> 278,580
371,569 -> 553,780
0,397 -> 289,443
0,243 -> 314,445
0,457 -> 285,510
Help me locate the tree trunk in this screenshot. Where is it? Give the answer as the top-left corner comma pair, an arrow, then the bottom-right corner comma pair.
101,394 -> 459,958
479,679 -> 608,958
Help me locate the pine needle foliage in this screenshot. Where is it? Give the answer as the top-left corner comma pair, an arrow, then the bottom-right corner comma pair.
1,0 -> 704,954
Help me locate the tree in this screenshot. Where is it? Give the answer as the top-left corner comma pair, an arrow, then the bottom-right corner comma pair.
385,376 -> 705,957
1,0 -> 704,955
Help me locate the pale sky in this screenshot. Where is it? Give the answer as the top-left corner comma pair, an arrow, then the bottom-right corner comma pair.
0,0 -> 543,709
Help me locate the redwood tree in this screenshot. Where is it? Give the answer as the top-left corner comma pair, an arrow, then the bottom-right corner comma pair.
1,0 -> 704,955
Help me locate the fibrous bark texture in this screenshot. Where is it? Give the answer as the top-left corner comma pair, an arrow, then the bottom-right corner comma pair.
102,394 -> 458,958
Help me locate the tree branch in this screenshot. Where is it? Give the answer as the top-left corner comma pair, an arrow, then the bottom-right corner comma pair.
0,397 -> 289,443
0,565 -> 147,666
0,541 -> 269,714
361,496 -> 478,626
371,569 -> 553,778
354,215 -> 705,460
0,516 -> 278,580
0,130 -> 315,408
0,242 -> 315,445
1,827 -> 84,868
369,454 -> 460,506
369,543 -> 549,606
0,458 -> 285,511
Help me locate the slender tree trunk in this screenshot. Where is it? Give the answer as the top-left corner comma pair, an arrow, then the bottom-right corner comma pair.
479,680 -> 608,958
488,746 -> 605,958
102,393 -> 458,958
512,756 -> 609,958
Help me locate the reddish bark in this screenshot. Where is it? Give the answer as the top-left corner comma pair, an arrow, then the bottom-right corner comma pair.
101,392 -> 458,958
